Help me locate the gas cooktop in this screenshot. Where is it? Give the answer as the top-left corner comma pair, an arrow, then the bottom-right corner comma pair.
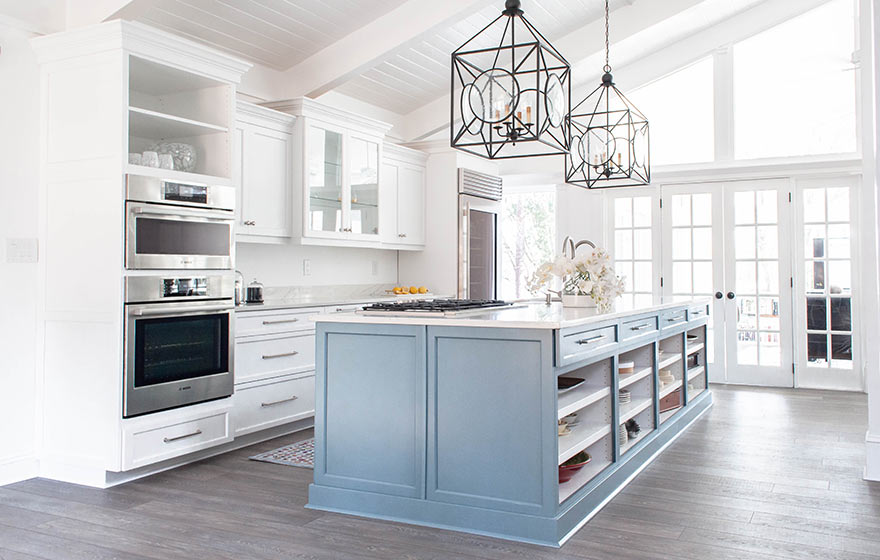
361,299 -> 514,317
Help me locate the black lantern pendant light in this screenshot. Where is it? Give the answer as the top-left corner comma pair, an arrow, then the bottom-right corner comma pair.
450,0 -> 571,159
565,0 -> 650,188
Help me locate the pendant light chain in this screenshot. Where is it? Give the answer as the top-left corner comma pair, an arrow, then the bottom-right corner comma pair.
603,0 -> 611,73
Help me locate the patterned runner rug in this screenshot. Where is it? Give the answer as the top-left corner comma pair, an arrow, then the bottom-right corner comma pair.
249,438 -> 314,468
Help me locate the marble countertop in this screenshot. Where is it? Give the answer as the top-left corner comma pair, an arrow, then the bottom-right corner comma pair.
312,299 -> 711,330
235,293 -> 446,313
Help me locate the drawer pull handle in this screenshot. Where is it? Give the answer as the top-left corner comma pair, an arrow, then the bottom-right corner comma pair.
575,334 -> 607,345
262,319 -> 299,325
163,430 -> 202,444
667,315 -> 685,322
261,395 -> 298,408
691,310 -> 705,316
631,324 -> 651,331
262,351 -> 299,360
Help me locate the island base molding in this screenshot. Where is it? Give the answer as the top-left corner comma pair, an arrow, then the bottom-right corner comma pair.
309,391 -> 713,547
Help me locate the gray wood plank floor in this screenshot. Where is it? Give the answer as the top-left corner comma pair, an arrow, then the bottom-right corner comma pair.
2,385 -> 878,560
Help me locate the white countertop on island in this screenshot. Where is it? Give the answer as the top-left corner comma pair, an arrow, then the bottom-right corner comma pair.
312,299 -> 711,330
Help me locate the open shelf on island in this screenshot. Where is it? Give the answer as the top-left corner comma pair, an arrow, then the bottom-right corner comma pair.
558,385 -> 610,420
618,366 -> 652,390
559,423 -> 611,464
658,352 -> 682,370
619,398 -> 652,424
559,457 -> 612,504
686,342 -> 705,356
687,365 -> 705,382
620,432 -> 645,455
659,408 -> 678,423
659,378 -> 683,399
129,106 -> 228,138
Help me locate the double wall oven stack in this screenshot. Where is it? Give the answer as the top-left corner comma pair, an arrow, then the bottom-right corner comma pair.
123,175 -> 236,417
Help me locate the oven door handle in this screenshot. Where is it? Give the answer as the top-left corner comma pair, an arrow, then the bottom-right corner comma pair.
130,304 -> 233,317
131,205 -> 233,223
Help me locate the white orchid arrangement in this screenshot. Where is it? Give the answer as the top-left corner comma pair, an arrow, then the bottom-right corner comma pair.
528,248 -> 626,312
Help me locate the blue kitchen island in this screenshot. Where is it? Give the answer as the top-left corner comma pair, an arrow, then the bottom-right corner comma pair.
307,300 -> 712,547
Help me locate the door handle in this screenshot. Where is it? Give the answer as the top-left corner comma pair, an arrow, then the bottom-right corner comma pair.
715,292 -> 723,299
727,292 -> 736,300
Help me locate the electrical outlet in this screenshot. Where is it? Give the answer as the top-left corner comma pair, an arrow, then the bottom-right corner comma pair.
303,259 -> 312,277
371,260 -> 379,276
5,238 -> 39,263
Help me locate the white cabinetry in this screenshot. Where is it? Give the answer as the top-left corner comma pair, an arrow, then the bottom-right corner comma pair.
32,21 -> 251,485
233,307 -> 322,437
235,101 -> 295,242
381,144 -> 428,250
265,98 -> 395,248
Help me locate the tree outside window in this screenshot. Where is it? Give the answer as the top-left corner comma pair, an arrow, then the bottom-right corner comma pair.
501,189 -> 556,300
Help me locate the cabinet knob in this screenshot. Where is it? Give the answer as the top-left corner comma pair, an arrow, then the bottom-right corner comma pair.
243,220 -> 256,226
398,233 -> 407,238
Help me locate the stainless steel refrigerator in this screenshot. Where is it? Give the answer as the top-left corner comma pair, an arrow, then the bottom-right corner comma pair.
457,168 -> 502,300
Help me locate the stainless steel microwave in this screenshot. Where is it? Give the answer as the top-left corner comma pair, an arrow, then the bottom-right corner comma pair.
125,175 -> 235,270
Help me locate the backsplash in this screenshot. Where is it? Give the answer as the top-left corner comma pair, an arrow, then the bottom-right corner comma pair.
262,283 -> 392,302
236,243 -> 398,287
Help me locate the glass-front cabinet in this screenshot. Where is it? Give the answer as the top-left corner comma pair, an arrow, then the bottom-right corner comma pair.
304,121 -> 381,241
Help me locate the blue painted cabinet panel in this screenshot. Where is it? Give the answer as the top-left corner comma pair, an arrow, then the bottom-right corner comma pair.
426,327 -> 557,515
314,323 -> 426,498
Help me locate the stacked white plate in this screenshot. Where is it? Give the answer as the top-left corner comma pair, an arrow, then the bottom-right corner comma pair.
619,389 -> 631,404
619,423 -> 629,445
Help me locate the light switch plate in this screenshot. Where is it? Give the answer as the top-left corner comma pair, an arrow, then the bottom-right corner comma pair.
303,259 -> 312,276
5,238 -> 39,264
371,260 -> 379,276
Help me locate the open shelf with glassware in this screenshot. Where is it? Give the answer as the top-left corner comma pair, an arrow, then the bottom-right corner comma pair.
127,54 -> 234,179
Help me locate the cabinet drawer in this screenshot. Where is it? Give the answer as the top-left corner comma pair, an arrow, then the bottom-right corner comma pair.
235,332 -> 315,385
620,315 -> 658,341
235,307 -> 321,337
233,374 -> 315,437
660,308 -> 688,330
688,303 -> 710,322
123,409 -> 231,471
557,324 -> 617,366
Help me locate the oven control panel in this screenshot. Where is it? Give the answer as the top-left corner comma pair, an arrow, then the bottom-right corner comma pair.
164,181 -> 208,205
162,277 -> 208,298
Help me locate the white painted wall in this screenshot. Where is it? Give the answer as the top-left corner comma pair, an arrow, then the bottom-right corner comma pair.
235,243 -> 398,288
0,20 -> 40,483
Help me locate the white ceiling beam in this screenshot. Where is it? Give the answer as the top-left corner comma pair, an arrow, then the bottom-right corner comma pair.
65,0 -> 157,29
280,0 -> 496,99
397,0 -> 708,143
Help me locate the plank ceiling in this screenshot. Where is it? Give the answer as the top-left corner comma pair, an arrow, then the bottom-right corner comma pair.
136,0 -> 410,70
133,0 -> 625,115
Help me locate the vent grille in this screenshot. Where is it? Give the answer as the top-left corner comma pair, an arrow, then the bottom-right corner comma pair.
458,168 -> 502,201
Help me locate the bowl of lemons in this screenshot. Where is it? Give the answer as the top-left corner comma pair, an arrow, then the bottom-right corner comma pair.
392,286 -> 430,296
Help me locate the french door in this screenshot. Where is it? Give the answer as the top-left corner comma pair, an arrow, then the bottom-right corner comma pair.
661,179 -> 793,386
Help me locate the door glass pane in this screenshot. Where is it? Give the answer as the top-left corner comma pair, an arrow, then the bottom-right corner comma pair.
672,228 -> 691,259
830,298 -> 851,331
828,260 -> 851,292
349,137 -> 379,236
735,191 -> 755,224
633,197 -> 652,227
692,194 -> 712,226
633,229 -> 652,259
672,195 -> 691,226
807,333 -> 828,365
615,198 -> 632,227
735,227 -> 756,259
756,191 -> 777,224
736,261 -> 756,294
308,127 -> 343,233
737,331 -> 758,365
804,225 -> 826,256
613,196 -> 653,308
826,224 -> 850,258
827,187 -> 849,222
634,262 -> 652,292
737,297 -> 757,329
760,332 -> 781,366
803,189 -> 826,222
693,227 -> 712,259
807,297 -> 826,330
806,260 -> 825,291
756,226 -> 779,259
615,230 -> 633,259
757,261 -> 779,293
693,262 -> 713,294
831,334 -> 853,368
673,262 -> 692,293
758,297 -> 780,331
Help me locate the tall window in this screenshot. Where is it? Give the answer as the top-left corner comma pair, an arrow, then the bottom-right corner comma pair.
501,188 -> 556,300
803,186 -> 853,369
612,196 -> 653,309
628,57 -> 714,166
733,0 -> 857,159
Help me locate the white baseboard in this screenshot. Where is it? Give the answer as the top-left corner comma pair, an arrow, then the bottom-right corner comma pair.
866,432 -> 880,482
38,418 -> 313,488
0,455 -> 39,486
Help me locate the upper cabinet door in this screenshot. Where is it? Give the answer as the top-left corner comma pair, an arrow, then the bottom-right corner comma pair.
306,124 -> 345,236
240,126 -> 292,238
348,134 -> 380,240
396,166 -> 426,246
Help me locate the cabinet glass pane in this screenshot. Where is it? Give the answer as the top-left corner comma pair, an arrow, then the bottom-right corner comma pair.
308,127 -> 343,233
349,137 -> 379,236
